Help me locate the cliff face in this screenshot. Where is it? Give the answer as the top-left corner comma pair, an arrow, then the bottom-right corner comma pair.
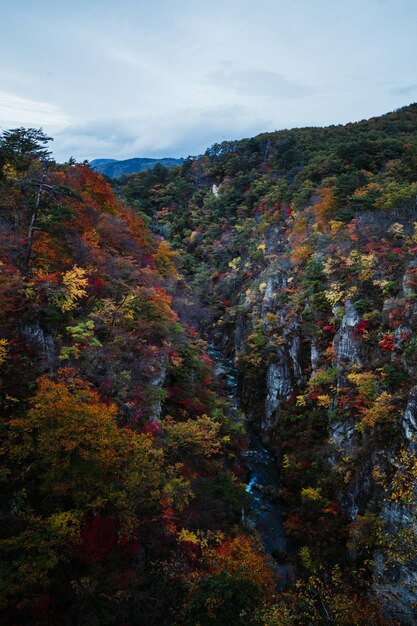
233,212 -> 417,618
117,104 -> 417,623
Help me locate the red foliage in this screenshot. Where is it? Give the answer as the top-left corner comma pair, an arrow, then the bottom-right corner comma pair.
89,275 -> 105,291
353,321 -> 368,337
323,324 -> 337,333
35,272 -> 59,285
379,334 -> 395,351
73,515 -> 116,564
139,420 -> 160,435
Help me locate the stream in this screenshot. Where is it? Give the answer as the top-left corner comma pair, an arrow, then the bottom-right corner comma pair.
208,347 -> 291,586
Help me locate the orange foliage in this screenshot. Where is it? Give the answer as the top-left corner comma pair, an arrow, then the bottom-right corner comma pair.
6,369 -> 163,516
311,187 -> 335,230
153,240 -> 178,278
31,232 -> 61,269
210,535 -> 275,595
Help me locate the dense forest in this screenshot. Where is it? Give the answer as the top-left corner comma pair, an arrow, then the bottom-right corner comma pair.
2,104 -> 417,624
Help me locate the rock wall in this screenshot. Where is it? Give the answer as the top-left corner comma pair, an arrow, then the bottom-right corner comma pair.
229,250 -> 417,622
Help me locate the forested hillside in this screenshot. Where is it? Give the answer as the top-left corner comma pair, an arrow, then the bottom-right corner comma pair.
2,104 -> 417,624
0,129 -> 268,625
116,103 -> 417,624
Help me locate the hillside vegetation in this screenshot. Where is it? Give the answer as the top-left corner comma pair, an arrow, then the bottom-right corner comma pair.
116,103 -> 417,624
0,129 -> 260,625
2,103 -> 417,623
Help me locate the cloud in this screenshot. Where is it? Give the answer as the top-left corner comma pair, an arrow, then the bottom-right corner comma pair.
0,91 -> 69,130
389,84 -> 417,97
53,105 -> 274,162
207,68 -> 320,99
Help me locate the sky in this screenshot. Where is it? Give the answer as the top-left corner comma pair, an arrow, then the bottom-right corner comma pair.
1,0 -> 417,162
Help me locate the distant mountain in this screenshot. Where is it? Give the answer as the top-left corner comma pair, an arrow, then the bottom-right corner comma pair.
90,156 -> 184,178
89,158 -> 117,168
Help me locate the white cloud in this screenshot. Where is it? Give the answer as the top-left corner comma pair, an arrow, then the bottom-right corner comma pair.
54,104 -> 273,161
0,91 -> 69,130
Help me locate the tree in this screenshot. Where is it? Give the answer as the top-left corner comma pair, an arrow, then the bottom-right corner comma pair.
4,369 -> 163,519
0,128 -> 52,175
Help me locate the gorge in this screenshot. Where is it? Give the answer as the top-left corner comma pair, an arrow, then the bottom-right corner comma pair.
2,105 -> 417,624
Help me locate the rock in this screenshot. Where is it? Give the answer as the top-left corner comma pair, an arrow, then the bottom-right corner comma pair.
255,484 -> 281,502
329,420 -> 356,450
333,299 -> 362,368
310,339 -> 321,375
149,364 -> 167,420
403,261 -> 417,296
22,323 -> 55,369
374,501 -> 417,624
402,386 -> 417,445
262,351 -> 293,439
289,335 -> 303,384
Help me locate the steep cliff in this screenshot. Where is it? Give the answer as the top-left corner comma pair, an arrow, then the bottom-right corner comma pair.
117,103 -> 417,623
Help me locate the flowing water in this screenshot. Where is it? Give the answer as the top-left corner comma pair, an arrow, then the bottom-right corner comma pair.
208,347 -> 290,586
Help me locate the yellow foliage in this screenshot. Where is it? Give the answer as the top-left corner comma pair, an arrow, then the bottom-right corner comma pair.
323,257 -> 336,276
301,487 -> 323,501
6,371 -> 164,517
317,394 -> 331,408
2,162 -> 18,180
348,371 -> 378,403
299,545 -> 315,571
48,511 -> 82,542
354,181 -> 381,198
390,448 -> 417,507
311,187 -> 335,229
228,256 -> 241,270
52,266 -> 88,312
360,391 -> 394,429
346,286 -> 358,298
329,220 -> 345,236
178,528 -> 199,545
324,285 -> 345,306
163,414 -> 222,458
0,338 -> 8,366
291,243 -> 314,265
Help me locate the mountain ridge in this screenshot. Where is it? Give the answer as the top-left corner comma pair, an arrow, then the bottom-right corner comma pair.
90,156 -> 185,178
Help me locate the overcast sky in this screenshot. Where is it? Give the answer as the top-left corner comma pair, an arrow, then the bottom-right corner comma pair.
1,0 -> 416,162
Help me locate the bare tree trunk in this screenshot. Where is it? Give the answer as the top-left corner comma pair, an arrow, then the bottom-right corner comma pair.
24,170 -> 45,273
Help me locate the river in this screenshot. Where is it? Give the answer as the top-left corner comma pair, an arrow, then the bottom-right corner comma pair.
208,347 -> 291,586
